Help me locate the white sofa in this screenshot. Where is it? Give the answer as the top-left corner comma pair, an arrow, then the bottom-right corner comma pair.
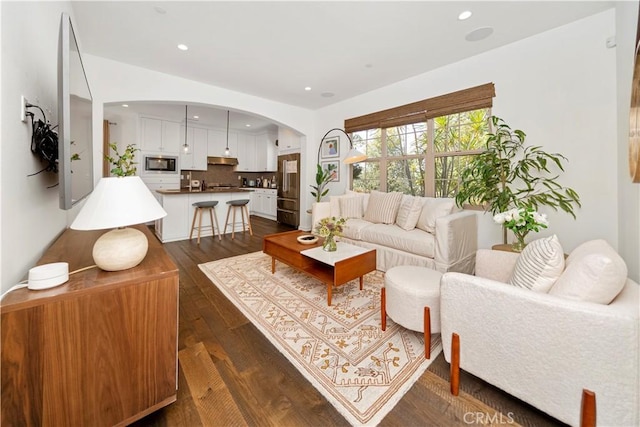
311,191 -> 477,273
440,245 -> 640,427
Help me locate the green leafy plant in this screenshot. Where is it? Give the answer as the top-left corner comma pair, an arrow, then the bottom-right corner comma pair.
310,164 -> 334,203
105,143 -> 139,177
455,116 -> 581,241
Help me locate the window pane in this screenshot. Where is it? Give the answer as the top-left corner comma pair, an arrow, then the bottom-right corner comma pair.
351,129 -> 381,158
386,123 -> 427,157
352,161 -> 380,192
434,109 -> 489,153
434,154 -> 476,198
387,158 -> 425,197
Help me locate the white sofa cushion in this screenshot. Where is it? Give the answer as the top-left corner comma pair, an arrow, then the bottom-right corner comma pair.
508,235 -> 565,292
346,189 -> 370,212
339,196 -> 363,219
395,195 -> 424,231
363,191 -> 403,224
342,218 -> 371,240
416,198 -> 455,233
549,239 -> 627,304
360,223 -> 435,258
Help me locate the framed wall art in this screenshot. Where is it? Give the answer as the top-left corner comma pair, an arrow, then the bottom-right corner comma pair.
321,136 -> 340,159
321,161 -> 339,182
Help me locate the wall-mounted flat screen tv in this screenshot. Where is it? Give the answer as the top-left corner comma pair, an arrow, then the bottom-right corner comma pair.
58,12 -> 93,210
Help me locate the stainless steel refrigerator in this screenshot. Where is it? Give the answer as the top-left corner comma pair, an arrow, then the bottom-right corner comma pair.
277,153 -> 300,227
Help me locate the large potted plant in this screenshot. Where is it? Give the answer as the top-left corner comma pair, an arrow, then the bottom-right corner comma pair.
310,163 -> 336,203
455,116 -> 581,247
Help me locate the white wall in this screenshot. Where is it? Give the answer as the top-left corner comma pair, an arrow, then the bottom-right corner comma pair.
313,9 -> 630,269
1,1 -> 75,292
615,1 -> 640,281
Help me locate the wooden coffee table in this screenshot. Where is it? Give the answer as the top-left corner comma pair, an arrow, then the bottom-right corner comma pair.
262,230 -> 376,305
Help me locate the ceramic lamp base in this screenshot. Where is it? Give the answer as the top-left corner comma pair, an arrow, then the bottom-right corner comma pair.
93,227 -> 149,271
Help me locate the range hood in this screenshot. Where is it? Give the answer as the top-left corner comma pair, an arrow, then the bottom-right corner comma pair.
207,156 -> 238,166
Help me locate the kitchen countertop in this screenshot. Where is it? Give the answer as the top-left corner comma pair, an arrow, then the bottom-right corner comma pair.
156,188 -> 255,195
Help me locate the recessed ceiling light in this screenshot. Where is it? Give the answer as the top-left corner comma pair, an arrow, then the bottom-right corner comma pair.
122,104 -> 129,108
304,87 -> 312,91
245,124 -> 251,127
458,11 -> 472,21
193,115 -> 199,119
465,27 -> 493,42
177,44 -> 188,51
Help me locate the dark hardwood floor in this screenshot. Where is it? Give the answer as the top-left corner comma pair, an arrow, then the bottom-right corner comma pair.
133,216 -> 563,427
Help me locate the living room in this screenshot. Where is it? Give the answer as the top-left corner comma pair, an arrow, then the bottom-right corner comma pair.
2,1 -> 639,426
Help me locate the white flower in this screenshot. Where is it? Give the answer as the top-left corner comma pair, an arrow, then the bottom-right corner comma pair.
493,212 -> 506,224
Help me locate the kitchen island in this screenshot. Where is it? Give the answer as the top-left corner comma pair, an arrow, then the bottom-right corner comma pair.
155,188 -> 254,243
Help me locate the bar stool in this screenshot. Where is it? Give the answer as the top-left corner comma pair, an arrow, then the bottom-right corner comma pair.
223,199 -> 253,239
189,201 -> 222,244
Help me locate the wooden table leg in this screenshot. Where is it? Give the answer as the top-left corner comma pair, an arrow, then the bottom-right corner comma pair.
271,257 -> 276,274
327,284 -> 332,306
424,306 -> 431,359
359,275 -> 364,290
381,287 -> 386,331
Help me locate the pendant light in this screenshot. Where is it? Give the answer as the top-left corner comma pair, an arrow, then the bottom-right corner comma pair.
182,105 -> 190,153
224,110 -> 231,157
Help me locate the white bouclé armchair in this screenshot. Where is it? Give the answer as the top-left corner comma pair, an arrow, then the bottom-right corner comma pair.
440,248 -> 639,427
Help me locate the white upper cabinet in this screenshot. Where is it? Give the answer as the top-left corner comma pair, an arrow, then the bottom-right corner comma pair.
255,131 -> 277,171
236,133 -> 257,171
140,117 -> 181,153
181,127 -> 208,171
277,127 -> 301,152
207,129 -> 237,158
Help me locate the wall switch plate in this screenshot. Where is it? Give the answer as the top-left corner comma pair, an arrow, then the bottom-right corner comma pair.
20,95 -> 29,122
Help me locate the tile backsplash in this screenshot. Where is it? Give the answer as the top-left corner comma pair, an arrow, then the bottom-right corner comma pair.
181,165 -> 277,188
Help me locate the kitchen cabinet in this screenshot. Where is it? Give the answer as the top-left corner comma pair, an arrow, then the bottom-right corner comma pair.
255,132 -> 277,171
251,188 -> 277,220
140,117 -> 181,153
157,193 -> 190,242
155,191 -> 253,242
236,133 -> 257,171
1,226 -> 178,426
181,126 -> 208,170
207,129 -> 237,158
277,127 -> 301,152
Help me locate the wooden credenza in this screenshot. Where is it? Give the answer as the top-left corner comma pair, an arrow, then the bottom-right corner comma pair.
1,226 -> 179,426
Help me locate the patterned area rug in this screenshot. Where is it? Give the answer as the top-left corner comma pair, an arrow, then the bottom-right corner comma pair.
199,251 -> 442,426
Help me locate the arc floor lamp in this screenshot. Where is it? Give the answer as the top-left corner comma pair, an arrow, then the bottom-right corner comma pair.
316,128 -> 367,165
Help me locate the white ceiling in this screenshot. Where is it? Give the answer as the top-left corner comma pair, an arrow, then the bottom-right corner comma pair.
74,1 -> 614,129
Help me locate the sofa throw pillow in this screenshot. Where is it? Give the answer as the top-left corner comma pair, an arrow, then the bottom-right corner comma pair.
346,189 -> 370,212
508,235 -> 565,293
329,194 -> 357,218
416,198 -> 455,233
339,196 -> 363,219
363,191 -> 403,224
549,239 -> 627,304
395,196 -> 424,231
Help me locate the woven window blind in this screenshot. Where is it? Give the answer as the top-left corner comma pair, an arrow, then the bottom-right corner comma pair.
344,83 -> 495,133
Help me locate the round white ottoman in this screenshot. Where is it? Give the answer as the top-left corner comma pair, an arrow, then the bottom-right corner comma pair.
381,266 -> 443,358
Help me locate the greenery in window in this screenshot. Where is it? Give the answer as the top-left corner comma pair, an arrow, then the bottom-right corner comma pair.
350,109 -> 490,197
454,116 -> 581,219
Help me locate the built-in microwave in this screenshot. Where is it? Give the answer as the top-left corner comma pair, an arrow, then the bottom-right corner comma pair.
143,155 -> 178,174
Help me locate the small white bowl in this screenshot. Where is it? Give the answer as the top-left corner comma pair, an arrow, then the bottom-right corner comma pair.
297,234 -> 318,245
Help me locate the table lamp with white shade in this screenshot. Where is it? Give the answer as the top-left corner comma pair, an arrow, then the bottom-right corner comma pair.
70,176 -> 167,271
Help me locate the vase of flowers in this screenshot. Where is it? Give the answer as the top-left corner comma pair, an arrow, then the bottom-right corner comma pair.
314,216 -> 346,252
493,206 -> 549,252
